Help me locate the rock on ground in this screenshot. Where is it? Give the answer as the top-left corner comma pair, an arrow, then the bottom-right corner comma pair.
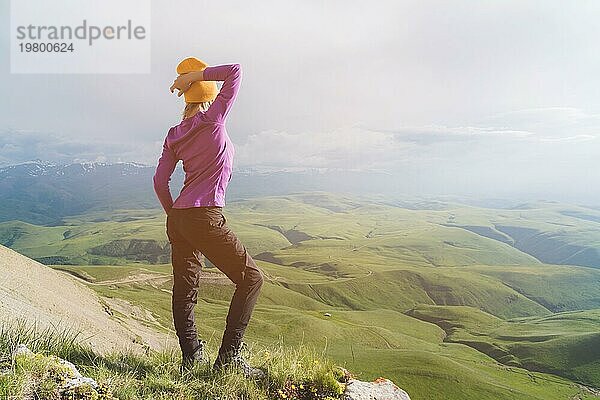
13,344 -> 99,391
343,377 -> 411,400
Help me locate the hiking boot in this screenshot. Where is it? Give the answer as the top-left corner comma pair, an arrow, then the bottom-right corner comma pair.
212,341 -> 266,379
180,340 -> 209,373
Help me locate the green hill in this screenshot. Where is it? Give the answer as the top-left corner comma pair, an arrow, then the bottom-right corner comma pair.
49,262 -> 599,399
2,193 -> 600,399
407,305 -> 600,387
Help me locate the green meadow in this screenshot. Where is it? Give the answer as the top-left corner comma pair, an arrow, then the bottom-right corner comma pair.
1,192 -> 600,399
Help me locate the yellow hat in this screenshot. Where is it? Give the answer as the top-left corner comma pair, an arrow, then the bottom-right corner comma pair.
176,57 -> 218,103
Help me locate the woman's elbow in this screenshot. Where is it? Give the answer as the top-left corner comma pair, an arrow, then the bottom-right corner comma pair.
230,63 -> 242,78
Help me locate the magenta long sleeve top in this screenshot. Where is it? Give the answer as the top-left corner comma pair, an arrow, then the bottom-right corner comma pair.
153,64 -> 242,214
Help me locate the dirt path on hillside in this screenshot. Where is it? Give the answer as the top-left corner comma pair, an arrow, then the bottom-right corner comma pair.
57,270 -> 231,287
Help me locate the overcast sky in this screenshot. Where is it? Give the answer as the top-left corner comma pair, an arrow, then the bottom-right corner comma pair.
1,0 -> 599,204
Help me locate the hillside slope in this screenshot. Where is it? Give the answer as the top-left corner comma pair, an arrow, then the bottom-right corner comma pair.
407,305 -> 600,387
0,244 -> 168,353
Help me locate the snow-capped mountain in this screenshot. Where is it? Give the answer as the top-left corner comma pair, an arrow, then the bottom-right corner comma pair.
0,160 -> 399,225
0,160 -> 150,178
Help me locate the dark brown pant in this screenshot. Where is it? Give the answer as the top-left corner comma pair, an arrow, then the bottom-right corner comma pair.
166,206 -> 264,355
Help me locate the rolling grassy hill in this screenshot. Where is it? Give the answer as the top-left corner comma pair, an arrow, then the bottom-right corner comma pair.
51,261 -> 599,400
2,192 -> 599,269
407,305 -> 600,387
2,192 -> 600,399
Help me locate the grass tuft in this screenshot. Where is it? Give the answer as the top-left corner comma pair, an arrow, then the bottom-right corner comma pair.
0,320 -> 347,400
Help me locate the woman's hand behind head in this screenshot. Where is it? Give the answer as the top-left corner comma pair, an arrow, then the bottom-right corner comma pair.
170,73 -> 193,97
170,70 -> 205,97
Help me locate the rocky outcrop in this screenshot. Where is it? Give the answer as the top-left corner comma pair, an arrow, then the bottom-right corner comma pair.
9,344 -> 411,400
343,377 -> 411,400
12,344 -> 108,398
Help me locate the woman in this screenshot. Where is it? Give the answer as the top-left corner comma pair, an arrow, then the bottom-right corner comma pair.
153,57 -> 265,378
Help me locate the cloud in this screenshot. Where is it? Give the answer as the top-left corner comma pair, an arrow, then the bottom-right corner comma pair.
485,107 -> 592,124
367,125 -> 535,146
234,126 -> 408,170
361,107 -> 600,148
537,134 -> 596,143
0,129 -> 162,166
482,107 -> 600,141
4,107 -> 598,174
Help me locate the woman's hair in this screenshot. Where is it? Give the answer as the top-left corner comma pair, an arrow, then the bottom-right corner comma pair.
182,101 -> 213,119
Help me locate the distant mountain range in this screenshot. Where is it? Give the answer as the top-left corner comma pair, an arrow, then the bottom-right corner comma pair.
0,161 -> 160,225
0,160 -> 405,224
2,160 -> 593,225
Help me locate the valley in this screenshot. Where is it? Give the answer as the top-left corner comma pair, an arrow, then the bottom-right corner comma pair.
1,192 -> 599,399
